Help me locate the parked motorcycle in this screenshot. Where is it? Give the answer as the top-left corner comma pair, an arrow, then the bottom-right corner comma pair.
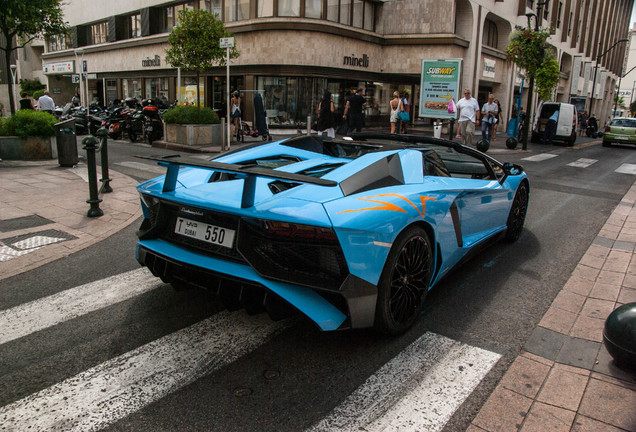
141,100 -> 164,145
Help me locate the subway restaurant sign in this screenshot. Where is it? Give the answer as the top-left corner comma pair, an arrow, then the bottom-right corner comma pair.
419,59 -> 462,119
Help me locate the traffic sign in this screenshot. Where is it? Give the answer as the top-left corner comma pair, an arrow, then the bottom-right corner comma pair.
220,37 -> 235,48
72,74 -> 80,84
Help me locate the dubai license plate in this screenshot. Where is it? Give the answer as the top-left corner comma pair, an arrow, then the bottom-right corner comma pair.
174,217 -> 235,248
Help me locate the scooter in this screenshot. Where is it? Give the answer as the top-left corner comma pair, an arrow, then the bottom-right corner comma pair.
141,102 -> 163,145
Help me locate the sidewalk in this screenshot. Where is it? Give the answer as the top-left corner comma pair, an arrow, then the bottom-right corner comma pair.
470,185 -> 636,431
0,160 -> 142,281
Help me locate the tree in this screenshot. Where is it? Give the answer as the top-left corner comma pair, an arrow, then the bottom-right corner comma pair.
614,94 -> 625,109
165,9 -> 239,108
506,28 -> 560,148
0,0 -> 69,113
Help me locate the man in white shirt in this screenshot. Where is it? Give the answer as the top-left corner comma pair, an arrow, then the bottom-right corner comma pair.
455,89 -> 480,147
480,94 -> 499,143
36,91 -> 56,114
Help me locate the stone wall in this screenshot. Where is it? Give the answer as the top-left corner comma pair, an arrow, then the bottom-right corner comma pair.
376,0 -> 455,35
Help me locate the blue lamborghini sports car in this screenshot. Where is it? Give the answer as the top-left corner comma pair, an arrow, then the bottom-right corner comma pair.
135,133 -> 529,334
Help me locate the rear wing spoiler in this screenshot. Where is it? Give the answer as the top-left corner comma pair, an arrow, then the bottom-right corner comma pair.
136,154 -> 338,208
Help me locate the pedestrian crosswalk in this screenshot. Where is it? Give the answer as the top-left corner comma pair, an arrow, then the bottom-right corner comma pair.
521,152 -> 636,175
0,270 -> 503,432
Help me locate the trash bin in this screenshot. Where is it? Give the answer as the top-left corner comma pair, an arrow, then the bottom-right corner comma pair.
433,121 -> 442,138
54,118 -> 78,167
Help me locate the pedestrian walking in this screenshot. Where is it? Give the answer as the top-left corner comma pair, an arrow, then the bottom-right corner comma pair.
480,94 -> 498,143
36,91 -> 55,115
389,91 -> 402,134
343,88 -> 366,135
317,90 -> 336,138
19,92 -> 35,110
492,99 -> 502,140
400,92 -> 410,134
230,90 -> 241,142
578,110 -> 587,137
455,89 -> 480,147
543,109 -> 559,144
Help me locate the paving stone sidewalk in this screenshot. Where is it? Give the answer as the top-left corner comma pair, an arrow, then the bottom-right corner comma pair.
470,182 -> 636,432
0,160 -> 142,281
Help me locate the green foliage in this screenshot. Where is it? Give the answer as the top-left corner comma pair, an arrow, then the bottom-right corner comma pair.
32,90 -> 45,100
506,28 -> 552,79
166,9 -> 239,72
19,78 -> 46,96
614,95 -> 625,108
1,0 -> 69,113
535,58 -> 560,101
162,106 -> 220,125
1,110 -> 58,137
0,117 -> 6,135
631,100 -> 636,115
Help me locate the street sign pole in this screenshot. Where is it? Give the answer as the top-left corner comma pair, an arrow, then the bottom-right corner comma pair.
220,37 -> 235,151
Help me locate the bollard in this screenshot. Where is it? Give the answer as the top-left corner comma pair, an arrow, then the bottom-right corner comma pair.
82,136 -> 104,218
307,115 -> 312,136
95,127 -> 112,193
449,118 -> 455,141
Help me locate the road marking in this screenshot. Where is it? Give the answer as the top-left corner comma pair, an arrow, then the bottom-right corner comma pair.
0,268 -> 159,344
0,312 -> 286,431
567,158 -> 598,168
306,332 -> 501,432
115,161 -> 167,174
615,164 -> 636,175
521,153 -> 559,162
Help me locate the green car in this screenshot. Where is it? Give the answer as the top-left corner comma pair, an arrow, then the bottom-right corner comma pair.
603,117 -> 636,147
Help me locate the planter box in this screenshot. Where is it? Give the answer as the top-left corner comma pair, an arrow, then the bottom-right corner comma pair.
0,136 -> 56,160
165,123 -> 223,146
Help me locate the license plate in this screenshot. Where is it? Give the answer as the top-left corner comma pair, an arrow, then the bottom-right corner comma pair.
615,135 -> 629,140
174,217 -> 235,248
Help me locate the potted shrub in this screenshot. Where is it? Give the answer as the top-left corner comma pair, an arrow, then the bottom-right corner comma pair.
0,110 -> 58,160
162,105 -> 222,146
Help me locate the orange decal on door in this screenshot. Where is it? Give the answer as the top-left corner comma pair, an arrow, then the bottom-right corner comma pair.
338,193 -> 436,218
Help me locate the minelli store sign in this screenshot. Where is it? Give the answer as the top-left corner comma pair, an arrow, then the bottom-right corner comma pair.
43,61 -> 74,74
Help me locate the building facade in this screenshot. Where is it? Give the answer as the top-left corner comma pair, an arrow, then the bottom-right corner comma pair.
9,0 -> 633,130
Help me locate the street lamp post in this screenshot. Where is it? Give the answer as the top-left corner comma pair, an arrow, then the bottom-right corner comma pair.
520,0 -> 549,150
10,64 -> 17,114
74,48 -> 84,108
589,38 -> 628,118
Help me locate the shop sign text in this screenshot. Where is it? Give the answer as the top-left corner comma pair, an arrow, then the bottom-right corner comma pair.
343,54 -> 369,68
142,55 -> 161,67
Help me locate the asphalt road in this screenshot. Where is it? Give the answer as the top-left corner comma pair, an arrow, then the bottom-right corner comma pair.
2,136 -> 635,431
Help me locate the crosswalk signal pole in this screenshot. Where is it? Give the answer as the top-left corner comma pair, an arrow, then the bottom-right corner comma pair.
220,37 -> 235,152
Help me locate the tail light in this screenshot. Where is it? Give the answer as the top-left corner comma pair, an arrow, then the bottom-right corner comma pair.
260,220 -> 338,241
605,126 -> 611,132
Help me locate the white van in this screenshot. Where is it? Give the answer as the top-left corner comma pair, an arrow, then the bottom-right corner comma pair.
531,102 -> 577,146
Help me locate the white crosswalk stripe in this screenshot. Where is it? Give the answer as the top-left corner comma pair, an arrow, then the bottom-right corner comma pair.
615,163 -> 636,175
0,312 -> 287,432
521,153 -> 559,162
306,332 -> 501,432
567,158 -> 598,168
115,161 -> 167,174
1,269 -> 500,432
0,268 -> 159,344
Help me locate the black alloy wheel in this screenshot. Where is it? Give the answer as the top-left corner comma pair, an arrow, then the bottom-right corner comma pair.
375,226 -> 433,335
505,182 -> 529,242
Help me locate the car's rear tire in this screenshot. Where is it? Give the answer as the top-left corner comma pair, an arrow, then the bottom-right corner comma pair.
374,226 -> 433,335
602,140 -> 611,147
505,182 -> 529,242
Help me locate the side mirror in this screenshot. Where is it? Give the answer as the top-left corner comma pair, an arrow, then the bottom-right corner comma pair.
503,162 -> 523,176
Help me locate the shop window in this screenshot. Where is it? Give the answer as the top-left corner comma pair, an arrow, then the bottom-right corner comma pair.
164,2 -> 197,31
556,2 -> 562,28
340,0 -> 351,25
482,19 -> 498,49
122,79 -> 143,100
363,1 -> 373,31
47,35 -> 71,52
305,0 -> 322,18
178,76 -> 205,106
352,0 -> 363,28
89,21 -> 108,45
226,0 -> 250,20
130,14 -> 141,38
146,78 -> 170,105
258,0 -> 274,17
105,79 -> 118,106
279,0 -> 300,16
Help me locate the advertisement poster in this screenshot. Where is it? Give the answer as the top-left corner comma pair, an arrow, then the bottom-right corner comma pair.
419,59 -> 462,119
